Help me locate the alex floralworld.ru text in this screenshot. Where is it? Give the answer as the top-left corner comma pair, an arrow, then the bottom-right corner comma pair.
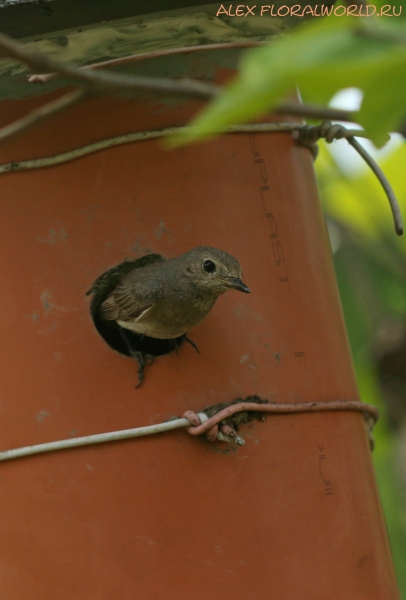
216,4 -> 402,16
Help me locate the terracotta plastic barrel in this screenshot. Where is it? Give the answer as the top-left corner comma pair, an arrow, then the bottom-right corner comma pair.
0,52 -> 399,598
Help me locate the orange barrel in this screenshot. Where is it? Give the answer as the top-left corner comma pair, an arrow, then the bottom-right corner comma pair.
0,47 -> 399,598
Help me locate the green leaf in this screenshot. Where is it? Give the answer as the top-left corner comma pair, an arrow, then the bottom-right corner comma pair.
168,18 -> 406,148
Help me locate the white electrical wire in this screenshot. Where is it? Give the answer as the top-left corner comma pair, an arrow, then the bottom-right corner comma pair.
0,123 -> 306,174
0,416 -> 190,462
0,412 -> 244,463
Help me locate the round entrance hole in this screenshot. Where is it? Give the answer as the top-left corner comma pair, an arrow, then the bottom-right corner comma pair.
87,254 -> 188,358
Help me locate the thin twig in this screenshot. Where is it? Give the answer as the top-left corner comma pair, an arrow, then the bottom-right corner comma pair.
28,41 -> 267,84
0,88 -> 89,144
0,31 -> 218,100
6,32 -> 357,124
275,101 -> 355,123
3,29 -> 406,139
348,136 -> 403,235
0,30 -> 369,134
0,32 -> 400,233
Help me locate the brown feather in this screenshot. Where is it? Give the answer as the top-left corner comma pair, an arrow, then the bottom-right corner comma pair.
100,277 -> 163,322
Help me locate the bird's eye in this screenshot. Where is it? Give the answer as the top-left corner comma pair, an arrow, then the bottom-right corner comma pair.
203,259 -> 216,273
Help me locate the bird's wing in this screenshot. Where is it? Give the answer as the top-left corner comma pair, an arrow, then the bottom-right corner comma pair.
100,277 -> 163,322
86,253 -> 166,296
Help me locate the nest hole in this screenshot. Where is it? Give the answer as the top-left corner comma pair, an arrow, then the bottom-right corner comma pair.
87,254 -> 187,358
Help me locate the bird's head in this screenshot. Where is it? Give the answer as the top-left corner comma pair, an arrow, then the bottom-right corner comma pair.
181,246 -> 250,296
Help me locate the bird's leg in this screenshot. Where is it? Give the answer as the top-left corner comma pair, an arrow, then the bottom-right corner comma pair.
134,352 -> 145,389
118,328 -> 147,388
183,335 -> 200,354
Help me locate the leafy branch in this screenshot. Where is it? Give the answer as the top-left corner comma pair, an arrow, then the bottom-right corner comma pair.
0,22 -> 403,234
0,30 -> 364,146
169,18 -> 406,148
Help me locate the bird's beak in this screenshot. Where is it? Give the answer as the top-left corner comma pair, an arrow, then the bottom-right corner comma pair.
221,277 -> 251,293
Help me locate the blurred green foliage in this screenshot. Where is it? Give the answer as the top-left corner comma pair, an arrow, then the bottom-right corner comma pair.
316,140 -> 406,597
171,18 -> 406,147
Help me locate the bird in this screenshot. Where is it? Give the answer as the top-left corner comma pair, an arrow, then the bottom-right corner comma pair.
99,246 -> 250,386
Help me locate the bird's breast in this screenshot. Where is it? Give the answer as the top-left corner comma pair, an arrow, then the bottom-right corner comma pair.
117,294 -> 217,339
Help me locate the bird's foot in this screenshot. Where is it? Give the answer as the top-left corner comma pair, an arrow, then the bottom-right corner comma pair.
118,328 -> 151,388
133,352 -> 154,388
134,351 -> 146,388
183,335 -> 199,354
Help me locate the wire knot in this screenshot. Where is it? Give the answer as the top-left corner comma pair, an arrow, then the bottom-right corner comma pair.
296,120 -> 403,235
183,399 -> 379,450
183,410 -> 246,445
297,120 -> 354,158
298,120 -> 351,145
